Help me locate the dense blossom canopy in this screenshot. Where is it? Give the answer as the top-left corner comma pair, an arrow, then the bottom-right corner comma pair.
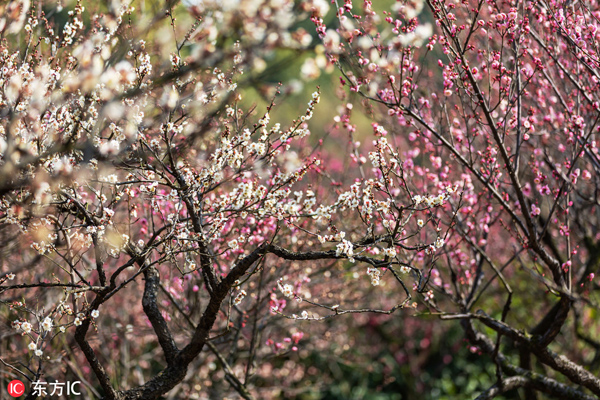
1,0 -> 600,399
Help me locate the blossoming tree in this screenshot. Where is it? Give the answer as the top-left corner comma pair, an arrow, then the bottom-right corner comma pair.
1,0 -> 600,399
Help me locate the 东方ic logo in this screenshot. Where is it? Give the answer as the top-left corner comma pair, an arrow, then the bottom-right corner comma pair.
6,379 -> 82,397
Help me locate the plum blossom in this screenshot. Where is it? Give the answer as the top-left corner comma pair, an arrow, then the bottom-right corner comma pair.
41,317 -> 53,332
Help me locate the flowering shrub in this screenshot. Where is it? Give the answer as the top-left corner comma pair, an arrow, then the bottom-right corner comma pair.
1,0 -> 600,399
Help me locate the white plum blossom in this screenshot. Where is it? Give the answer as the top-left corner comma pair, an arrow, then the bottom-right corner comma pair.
383,247 -> 397,258
233,290 -> 247,305
336,239 -> 355,263
21,321 -> 32,333
435,237 -> 445,249
41,317 -> 53,331
367,267 -> 381,286
282,284 -> 294,298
